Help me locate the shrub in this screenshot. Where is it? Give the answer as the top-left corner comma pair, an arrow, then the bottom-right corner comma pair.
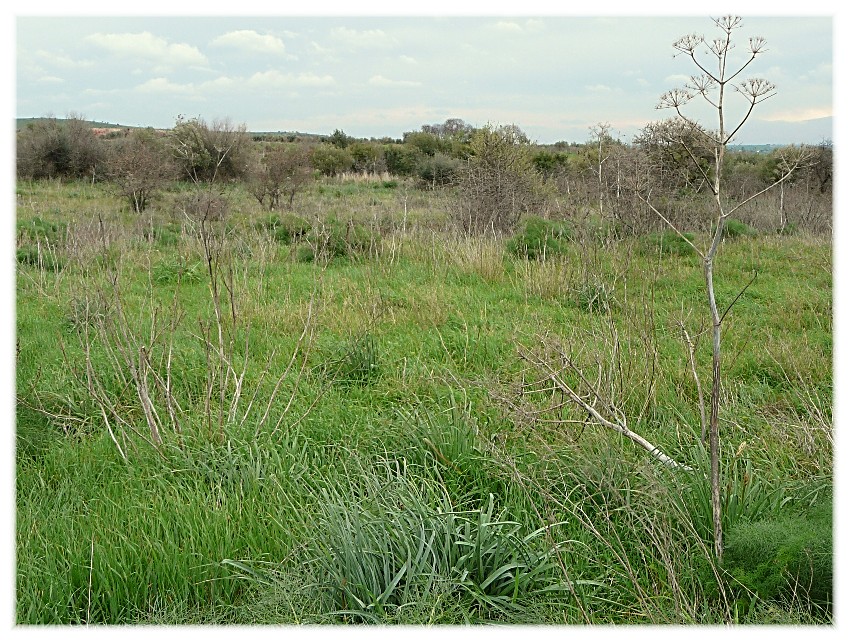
255,213 -> 311,245
506,216 -> 572,260
720,218 -> 756,239
16,115 -> 106,180
640,230 -> 697,256
453,125 -> 548,234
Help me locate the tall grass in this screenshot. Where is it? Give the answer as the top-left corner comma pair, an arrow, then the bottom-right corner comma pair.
16,178 -> 832,624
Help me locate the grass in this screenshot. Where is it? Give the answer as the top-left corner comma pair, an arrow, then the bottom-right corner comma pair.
15,178 -> 832,624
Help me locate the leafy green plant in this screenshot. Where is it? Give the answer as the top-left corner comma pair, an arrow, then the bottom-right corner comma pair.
304,458 -> 571,622
151,256 -> 204,284
506,216 -> 572,260
255,213 -> 311,245
318,333 -> 380,386
717,218 -> 756,239
640,230 -> 698,256
723,498 -> 832,615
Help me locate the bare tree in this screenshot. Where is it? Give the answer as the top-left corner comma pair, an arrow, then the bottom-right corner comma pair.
247,143 -> 314,211
106,128 -> 176,213
641,16 -> 808,560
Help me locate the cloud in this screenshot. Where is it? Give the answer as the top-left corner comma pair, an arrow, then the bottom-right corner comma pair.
492,21 -> 523,33
210,30 -> 286,55
246,70 -> 335,88
133,77 -> 194,94
34,50 -> 94,70
36,76 -> 65,84
328,27 -> 396,49
760,107 -> 832,123
85,32 -> 207,69
585,84 -> 614,93
368,75 -> 421,88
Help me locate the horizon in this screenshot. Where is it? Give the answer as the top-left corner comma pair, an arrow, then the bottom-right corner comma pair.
15,15 -> 833,147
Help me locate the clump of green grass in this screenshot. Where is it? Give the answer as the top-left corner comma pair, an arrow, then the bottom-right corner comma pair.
640,230 -> 698,256
255,213 -> 311,245
506,215 -> 572,260
143,222 -> 182,247
719,218 -> 757,239
317,333 -> 380,386
151,255 -> 204,284
722,497 -> 832,616
301,457 -> 572,622
16,216 -> 68,270
297,217 -> 380,263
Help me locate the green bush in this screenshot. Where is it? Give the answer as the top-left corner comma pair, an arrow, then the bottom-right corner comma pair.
640,230 -> 697,256
17,216 -> 67,244
723,499 -> 832,615
255,213 -> 311,245
506,216 -> 572,260
720,218 -> 756,239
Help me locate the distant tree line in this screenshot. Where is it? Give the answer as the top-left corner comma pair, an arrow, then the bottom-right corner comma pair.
16,113 -> 832,234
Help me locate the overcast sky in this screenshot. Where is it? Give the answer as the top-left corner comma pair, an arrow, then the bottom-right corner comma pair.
11,6 -> 837,146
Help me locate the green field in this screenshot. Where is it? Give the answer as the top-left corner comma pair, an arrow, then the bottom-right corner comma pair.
15,177 -> 832,624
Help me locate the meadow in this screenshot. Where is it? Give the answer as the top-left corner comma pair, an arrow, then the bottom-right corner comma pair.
15,175 -> 832,624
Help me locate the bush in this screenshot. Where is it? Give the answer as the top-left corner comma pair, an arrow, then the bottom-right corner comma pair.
723,499 -> 832,615
506,216 -> 572,260
255,213 -> 311,245
720,218 -> 756,239
16,116 -> 106,180
640,230 -> 697,256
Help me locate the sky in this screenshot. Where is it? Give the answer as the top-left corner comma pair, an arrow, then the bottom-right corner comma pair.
11,3 -> 836,146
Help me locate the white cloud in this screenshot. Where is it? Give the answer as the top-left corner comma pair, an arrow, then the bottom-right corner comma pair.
210,30 -> 286,55
246,70 -> 335,88
399,55 -> 417,64
492,21 -> 523,33
35,50 -> 94,70
664,74 -> 692,87
586,84 -> 614,93
36,76 -> 65,84
85,32 -> 207,68
133,77 -> 193,94
328,27 -> 396,49
368,75 -> 421,88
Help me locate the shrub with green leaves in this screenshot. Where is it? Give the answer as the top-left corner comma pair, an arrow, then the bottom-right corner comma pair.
506,216 -> 572,260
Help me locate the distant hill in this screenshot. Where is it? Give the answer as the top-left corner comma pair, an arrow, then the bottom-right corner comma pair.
16,117 -> 141,131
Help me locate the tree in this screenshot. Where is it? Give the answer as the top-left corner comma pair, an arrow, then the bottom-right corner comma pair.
106,128 -> 176,212
16,114 -> 105,181
643,16 -> 807,560
453,124 -> 547,234
169,116 -> 250,184
311,144 -> 354,177
247,143 -> 314,210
